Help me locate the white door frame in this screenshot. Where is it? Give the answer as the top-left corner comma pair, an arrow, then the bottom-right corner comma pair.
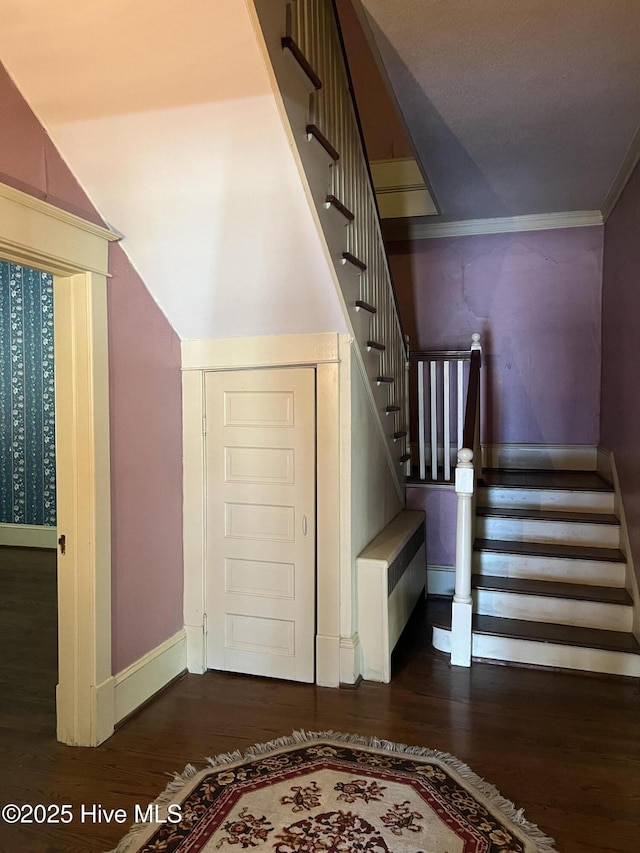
0,183 -> 119,745
182,333 -> 342,687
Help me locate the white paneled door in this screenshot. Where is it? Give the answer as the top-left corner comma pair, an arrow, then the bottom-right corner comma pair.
205,368 -> 316,682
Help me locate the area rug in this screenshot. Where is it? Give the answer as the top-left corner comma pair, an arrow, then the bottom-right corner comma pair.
111,731 -> 557,852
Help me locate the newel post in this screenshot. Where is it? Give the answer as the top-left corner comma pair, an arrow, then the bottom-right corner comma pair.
452,447 -> 474,666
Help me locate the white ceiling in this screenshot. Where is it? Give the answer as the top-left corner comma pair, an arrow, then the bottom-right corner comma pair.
357,0 -> 640,220
0,0 -> 347,340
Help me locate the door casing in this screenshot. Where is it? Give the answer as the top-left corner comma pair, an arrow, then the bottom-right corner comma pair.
0,183 -> 118,746
182,333 -> 342,687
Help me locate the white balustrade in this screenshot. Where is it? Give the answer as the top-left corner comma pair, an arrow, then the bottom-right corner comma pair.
285,0 -> 408,449
412,349 -> 471,482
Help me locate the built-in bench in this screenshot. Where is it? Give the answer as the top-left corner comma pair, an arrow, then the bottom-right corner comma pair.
356,510 -> 426,682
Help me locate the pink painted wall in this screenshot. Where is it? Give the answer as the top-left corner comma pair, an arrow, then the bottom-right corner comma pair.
406,487 -> 456,570
601,160 -> 640,588
389,227 -> 603,445
0,62 -> 184,672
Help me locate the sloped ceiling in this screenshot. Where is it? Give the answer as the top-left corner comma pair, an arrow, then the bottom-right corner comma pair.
0,0 -> 347,340
357,0 -> 640,221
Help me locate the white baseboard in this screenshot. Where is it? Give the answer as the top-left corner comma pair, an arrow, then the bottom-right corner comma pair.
114,630 -> 187,724
427,565 -> 455,597
185,623 -> 206,674
339,633 -> 362,685
0,523 -> 57,549
597,446 -> 613,481
94,675 -> 115,746
482,444 -> 597,471
316,633 -> 340,687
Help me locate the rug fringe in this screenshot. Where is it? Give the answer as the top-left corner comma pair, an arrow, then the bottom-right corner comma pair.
107,729 -> 558,853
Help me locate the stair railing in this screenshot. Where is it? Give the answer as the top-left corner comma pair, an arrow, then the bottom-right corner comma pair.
452,332 -> 482,666
410,343 -> 476,482
273,0 -> 409,471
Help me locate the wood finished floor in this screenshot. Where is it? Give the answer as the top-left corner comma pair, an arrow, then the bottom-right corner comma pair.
1,547 -> 640,852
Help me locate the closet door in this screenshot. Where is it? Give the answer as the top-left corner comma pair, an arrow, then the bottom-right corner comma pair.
205,368 -> 316,682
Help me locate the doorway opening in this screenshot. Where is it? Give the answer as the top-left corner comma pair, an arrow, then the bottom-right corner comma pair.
0,260 -> 58,731
0,182 -> 118,745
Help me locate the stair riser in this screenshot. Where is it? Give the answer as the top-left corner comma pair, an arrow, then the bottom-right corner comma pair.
472,633 -> 640,678
473,589 -> 633,632
477,517 -> 620,548
474,551 -> 626,586
479,486 -> 614,514
431,627 -> 640,677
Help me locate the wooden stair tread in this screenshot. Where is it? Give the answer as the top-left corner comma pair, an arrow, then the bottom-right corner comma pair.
325,194 -> 354,221
281,36 -> 322,90
472,575 -> 632,605
481,469 -> 613,492
474,538 -> 626,562
430,610 -> 640,654
306,124 -> 339,161
473,615 -> 640,654
477,506 -> 619,525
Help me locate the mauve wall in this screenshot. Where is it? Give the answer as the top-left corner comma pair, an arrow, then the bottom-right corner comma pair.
406,486 -> 456,571
601,160 -> 640,588
0,63 -> 184,672
389,227 -> 604,445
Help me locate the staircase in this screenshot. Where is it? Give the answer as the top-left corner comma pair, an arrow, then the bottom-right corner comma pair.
251,0 -> 410,485
432,467 -> 640,677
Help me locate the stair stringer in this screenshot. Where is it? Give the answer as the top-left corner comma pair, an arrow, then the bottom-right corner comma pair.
248,0 -> 408,500
607,449 -> 640,641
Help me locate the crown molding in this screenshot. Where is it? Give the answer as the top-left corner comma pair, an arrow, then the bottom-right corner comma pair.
0,182 -> 119,242
384,210 -> 603,241
601,126 -> 640,222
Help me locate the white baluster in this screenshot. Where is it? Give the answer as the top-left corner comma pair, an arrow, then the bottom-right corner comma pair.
430,360 -> 437,480
418,360 -> 426,480
457,359 -> 464,450
443,360 -> 451,481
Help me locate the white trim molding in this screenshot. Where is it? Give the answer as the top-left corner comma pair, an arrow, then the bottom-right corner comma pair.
181,333 -> 342,688
0,181 -> 119,747
370,157 -> 438,220
182,333 -> 340,371
0,523 -> 57,549
114,630 -> 187,724
385,210 -> 603,241
602,126 -> 640,222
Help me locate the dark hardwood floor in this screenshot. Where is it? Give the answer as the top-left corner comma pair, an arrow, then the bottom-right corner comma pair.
1,545 -> 639,852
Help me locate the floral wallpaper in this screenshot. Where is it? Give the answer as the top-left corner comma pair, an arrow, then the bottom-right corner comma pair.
0,261 -> 56,526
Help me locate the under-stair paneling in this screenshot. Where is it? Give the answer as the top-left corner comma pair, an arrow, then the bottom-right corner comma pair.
0,0 -> 347,342
601,156 -> 640,598
389,227 -> 603,446
340,342 -> 404,679
406,485 -> 456,594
